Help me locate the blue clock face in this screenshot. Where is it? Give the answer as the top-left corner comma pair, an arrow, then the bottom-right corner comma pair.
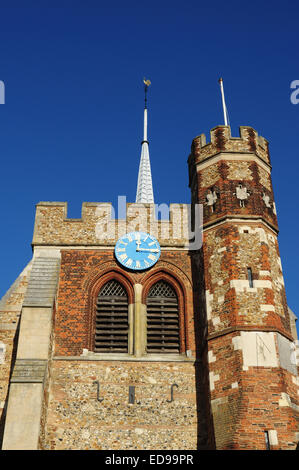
115,232 -> 161,271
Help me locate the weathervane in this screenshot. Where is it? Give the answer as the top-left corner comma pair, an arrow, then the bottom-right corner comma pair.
143,78 -> 151,109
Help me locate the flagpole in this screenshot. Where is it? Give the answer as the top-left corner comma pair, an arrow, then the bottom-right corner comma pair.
218,77 -> 228,126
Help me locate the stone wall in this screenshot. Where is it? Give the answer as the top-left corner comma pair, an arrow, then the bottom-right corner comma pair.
1,125 -> 297,450
203,222 -> 291,338
40,359 -> 202,450
0,261 -> 32,445
35,238 -> 209,450
197,159 -> 277,230
209,331 -> 299,449
32,202 -> 190,248
189,125 -> 299,449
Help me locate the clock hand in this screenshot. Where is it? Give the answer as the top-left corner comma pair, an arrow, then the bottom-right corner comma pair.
136,247 -> 159,253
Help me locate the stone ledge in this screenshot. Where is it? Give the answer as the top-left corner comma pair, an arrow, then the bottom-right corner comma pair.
207,326 -> 294,342
53,354 -> 196,363
194,151 -> 272,172
203,215 -> 279,234
10,359 -> 47,383
0,322 -> 18,331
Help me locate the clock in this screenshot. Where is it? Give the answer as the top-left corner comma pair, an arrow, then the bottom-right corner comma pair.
115,232 -> 161,271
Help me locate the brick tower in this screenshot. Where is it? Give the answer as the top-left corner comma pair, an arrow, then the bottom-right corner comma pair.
0,123 -> 298,450
188,125 -> 299,449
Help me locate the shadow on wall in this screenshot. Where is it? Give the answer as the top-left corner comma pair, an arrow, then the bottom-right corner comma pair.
190,249 -> 215,450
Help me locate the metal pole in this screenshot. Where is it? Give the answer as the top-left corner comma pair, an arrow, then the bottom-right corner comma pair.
218,77 -> 228,126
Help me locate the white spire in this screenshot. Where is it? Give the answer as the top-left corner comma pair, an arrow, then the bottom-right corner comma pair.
135,79 -> 154,204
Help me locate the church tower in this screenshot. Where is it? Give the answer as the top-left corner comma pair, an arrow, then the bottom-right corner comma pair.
0,81 -> 204,450
188,125 -> 299,449
0,81 -> 298,450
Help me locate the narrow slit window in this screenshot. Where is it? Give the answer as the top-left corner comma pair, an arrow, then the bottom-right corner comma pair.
247,267 -> 254,288
264,431 -> 271,450
95,280 -> 129,353
146,281 -> 180,353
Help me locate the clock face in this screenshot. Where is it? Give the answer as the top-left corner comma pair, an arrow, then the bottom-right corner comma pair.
115,232 -> 161,271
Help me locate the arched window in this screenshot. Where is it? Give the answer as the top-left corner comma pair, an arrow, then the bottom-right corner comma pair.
146,281 -> 180,353
95,280 -> 129,353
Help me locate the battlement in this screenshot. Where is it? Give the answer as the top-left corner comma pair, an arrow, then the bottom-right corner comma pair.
190,126 -> 270,166
32,201 -> 194,248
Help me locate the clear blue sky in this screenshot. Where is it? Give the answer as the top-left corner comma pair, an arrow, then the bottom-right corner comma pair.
0,1 -> 298,334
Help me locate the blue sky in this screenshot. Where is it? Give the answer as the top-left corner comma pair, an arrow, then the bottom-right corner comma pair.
0,1 -> 298,334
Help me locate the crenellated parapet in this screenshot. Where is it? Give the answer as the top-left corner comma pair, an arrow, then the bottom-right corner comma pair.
188,126 -> 277,231
32,201 -> 191,248
190,126 -> 270,166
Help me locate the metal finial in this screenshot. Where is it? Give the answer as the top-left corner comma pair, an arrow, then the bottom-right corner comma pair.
143,78 -> 151,109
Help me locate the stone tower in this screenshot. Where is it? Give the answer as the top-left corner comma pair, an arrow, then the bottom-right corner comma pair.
188,125 -> 299,449
0,125 -> 298,450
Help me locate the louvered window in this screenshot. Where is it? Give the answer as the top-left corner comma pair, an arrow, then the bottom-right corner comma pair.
146,281 -> 180,353
95,280 -> 129,353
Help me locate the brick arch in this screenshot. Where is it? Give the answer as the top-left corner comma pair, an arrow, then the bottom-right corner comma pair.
141,269 -> 190,353
86,268 -> 134,303
83,260 -> 135,302
142,270 -> 186,303
85,268 -> 134,351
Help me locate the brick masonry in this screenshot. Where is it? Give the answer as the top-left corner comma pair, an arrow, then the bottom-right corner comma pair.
40,248 -> 209,449
0,125 -> 298,450
188,125 -> 299,449
54,249 -> 195,357
202,222 -> 290,336
208,331 -> 298,449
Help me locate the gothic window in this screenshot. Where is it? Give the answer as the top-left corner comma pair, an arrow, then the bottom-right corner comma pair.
146,281 -> 180,353
95,280 -> 129,353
